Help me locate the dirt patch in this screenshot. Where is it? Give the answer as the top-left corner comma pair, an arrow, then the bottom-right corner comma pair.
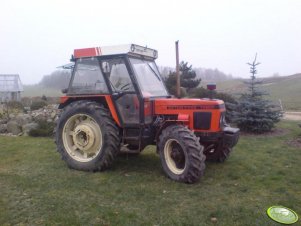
284,112 -> 301,121
287,138 -> 301,148
240,128 -> 290,137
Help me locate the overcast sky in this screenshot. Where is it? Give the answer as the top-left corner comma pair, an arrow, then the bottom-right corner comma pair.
1,0 -> 300,84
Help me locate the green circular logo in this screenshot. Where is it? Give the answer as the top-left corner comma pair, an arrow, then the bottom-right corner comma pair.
267,206 -> 298,224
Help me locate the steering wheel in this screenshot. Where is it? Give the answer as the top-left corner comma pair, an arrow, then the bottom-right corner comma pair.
119,83 -> 131,91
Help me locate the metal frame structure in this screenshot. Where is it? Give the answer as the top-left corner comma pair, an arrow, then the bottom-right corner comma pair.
0,74 -> 23,102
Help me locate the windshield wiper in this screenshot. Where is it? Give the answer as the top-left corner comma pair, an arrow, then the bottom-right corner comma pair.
147,63 -> 161,81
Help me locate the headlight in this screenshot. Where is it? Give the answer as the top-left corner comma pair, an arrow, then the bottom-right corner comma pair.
220,113 -> 226,128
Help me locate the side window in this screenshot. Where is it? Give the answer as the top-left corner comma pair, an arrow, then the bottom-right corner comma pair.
101,58 -> 139,124
69,58 -> 108,94
102,58 -> 134,92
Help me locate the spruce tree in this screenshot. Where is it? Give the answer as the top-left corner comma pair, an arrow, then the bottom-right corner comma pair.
179,61 -> 201,92
164,61 -> 201,96
231,54 -> 282,133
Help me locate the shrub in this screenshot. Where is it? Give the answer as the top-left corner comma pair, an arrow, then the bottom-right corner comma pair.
21,97 -> 31,107
42,95 -> 47,101
0,112 -> 4,119
30,101 -> 47,110
6,101 -> 24,110
1,101 -> 24,119
28,121 -> 55,137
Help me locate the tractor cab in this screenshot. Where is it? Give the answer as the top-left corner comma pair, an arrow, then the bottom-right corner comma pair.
64,44 -> 168,126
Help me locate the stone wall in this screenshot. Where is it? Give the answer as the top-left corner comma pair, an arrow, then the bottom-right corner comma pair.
0,104 -> 59,136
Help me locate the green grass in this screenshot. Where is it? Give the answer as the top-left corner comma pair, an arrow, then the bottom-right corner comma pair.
1,121 -> 301,225
217,74 -> 301,111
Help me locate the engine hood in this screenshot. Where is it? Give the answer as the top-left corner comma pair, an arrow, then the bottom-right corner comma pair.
154,98 -> 225,132
154,98 -> 225,112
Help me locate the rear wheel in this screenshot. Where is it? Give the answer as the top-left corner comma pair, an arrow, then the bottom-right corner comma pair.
158,125 -> 206,183
55,101 -> 120,171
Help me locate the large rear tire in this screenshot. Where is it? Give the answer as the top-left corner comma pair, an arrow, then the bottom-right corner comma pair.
55,100 -> 120,171
158,125 -> 206,183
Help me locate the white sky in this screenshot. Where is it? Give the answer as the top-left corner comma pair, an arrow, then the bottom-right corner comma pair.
0,0 -> 300,84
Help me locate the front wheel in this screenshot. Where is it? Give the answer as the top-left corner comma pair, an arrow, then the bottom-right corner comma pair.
158,125 -> 206,183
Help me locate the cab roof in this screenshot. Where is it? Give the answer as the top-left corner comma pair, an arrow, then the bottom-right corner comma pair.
73,44 -> 158,60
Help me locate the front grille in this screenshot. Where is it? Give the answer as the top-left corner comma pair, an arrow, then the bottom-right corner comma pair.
193,112 -> 212,130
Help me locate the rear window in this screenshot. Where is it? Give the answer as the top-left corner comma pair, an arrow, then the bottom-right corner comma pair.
69,58 -> 109,94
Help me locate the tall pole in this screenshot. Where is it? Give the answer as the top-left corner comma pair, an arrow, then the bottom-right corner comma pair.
175,40 -> 180,98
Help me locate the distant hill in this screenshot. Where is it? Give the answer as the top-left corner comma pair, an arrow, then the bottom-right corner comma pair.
217,73 -> 301,111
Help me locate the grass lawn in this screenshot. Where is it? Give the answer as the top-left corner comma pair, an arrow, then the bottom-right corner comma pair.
0,121 -> 300,226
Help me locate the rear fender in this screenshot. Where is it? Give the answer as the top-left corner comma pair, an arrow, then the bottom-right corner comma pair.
58,95 -> 121,127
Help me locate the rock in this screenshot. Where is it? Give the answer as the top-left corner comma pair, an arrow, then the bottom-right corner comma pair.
22,122 -> 39,135
33,112 -> 47,122
16,114 -> 32,126
0,119 -> 8,124
0,104 -> 59,135
53,116 -> 59,124
211,217 -> 218,223
51,112 -> 57,119
0,124 -> 7,133
9,113 -> 16,119
7,120 -> 22,135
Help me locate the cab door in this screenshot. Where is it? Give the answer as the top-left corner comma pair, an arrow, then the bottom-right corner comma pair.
101,58 -> 140,125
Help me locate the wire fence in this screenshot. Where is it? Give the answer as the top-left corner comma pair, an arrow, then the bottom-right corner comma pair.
279,100 -> 301,111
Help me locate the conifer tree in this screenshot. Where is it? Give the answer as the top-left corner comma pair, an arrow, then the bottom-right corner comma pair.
164,61 -> 201,96
179,61 -> 201,92
231,54 -> 282,133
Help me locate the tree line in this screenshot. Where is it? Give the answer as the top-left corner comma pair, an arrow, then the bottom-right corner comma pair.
39,70 -> 71,89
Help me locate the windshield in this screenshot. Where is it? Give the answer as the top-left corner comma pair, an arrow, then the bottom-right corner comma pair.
130,58 -> 168,97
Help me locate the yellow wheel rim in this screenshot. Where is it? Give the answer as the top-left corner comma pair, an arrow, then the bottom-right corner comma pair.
62,114 -> 102,162
164,139 -> 186,175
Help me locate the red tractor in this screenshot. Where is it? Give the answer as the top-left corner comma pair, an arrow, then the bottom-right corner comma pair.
55,44 -> 239,183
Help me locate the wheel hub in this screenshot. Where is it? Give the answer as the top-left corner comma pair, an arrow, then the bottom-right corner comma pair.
171,146 -> 185,169
164,139 -> 186,175
62,114 -> 103,162
73,123 -> 96,152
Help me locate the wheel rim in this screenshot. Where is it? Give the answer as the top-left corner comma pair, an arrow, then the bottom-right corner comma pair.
164,139 -> 186,175
62,114 -> 102,162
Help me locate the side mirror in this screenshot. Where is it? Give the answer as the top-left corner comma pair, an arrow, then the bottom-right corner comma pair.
61,88 -> 68,94
102,62 -> 110,74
